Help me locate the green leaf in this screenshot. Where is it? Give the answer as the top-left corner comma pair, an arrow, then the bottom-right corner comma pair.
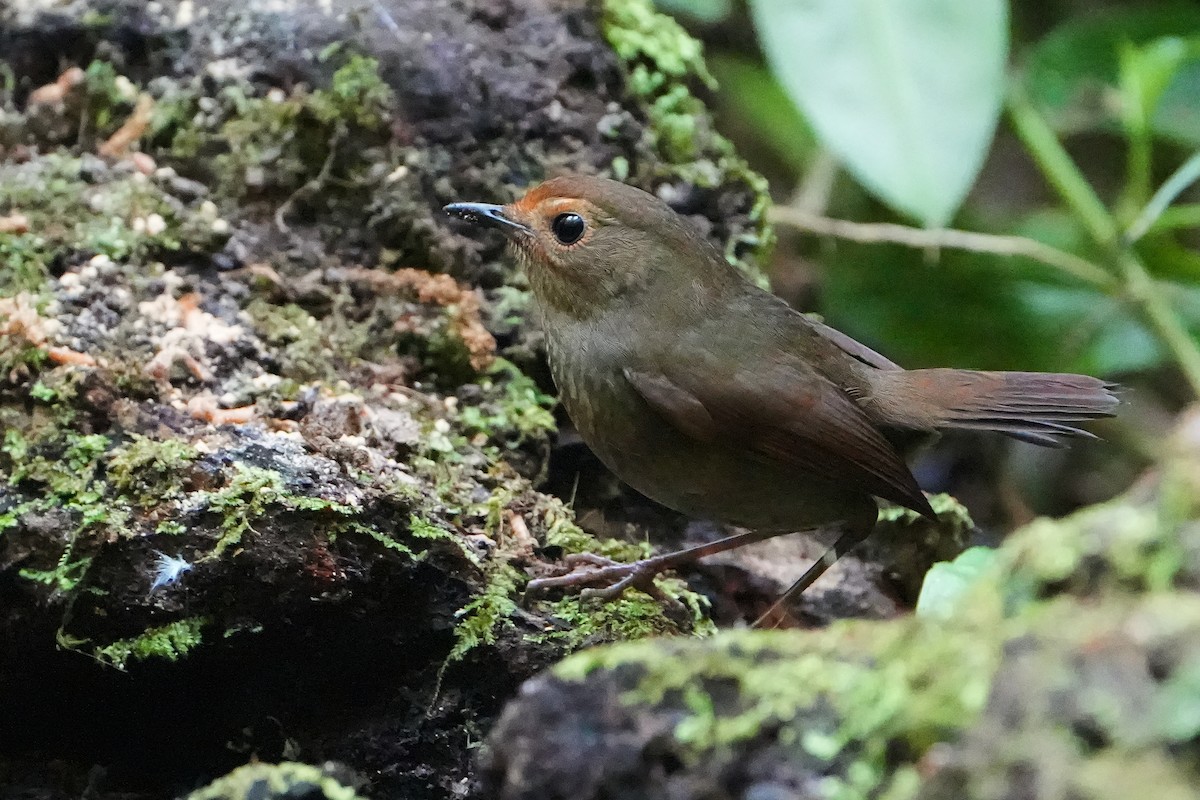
1120,38 -> 1194,138
1025,5 -> 1200,145
821,241 -> 1065,372
916,547 -> 998,620
750,0 -> 1008,226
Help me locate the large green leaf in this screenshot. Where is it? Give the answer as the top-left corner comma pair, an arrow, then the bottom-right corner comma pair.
751,0 -> 1008,226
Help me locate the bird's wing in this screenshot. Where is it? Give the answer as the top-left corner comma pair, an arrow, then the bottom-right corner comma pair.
806,318 -> 901,371
624,364 -> 934,518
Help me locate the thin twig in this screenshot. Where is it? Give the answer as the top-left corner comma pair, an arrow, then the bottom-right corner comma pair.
1007,90 -> 1119,247
768,206 -> 1117,289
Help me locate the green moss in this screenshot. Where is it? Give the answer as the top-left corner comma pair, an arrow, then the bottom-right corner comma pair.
540,498 -> 649,563
0,150 -> 220,293
601,0 -> 774,279
154,52 -> 394,204
82,60 -> 132,134
457,359 -> 557,448
309,55 -> 394,129
557,618 -> 997,792
0,325 -> 50,375
448,561 -> 523,662
3,424 -> 129,592
534,583 -> 715,650
879,491 -> 975,528
411,513 -> 482,567
199,465 -> 287,557
106,434 -> 199,508
243,300 -> 331,383
997,477 -> 1193,606
603,0 -> 713,90
186,761 -> 366,800
94,616 -> 208,670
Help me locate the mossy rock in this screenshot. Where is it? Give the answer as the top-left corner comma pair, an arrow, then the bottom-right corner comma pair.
482,594 -> 1200,800
481,410 -> 1200,800
186,761 -> 365,800
0,2 -> 754,798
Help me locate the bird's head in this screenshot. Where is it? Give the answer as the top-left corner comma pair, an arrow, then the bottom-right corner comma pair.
445,175 -> 730,317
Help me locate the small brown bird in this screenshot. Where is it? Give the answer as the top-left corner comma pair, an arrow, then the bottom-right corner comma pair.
446,176 -> 1117,623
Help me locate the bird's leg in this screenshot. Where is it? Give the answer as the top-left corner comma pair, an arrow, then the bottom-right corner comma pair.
752,511 -> 876,629
525,528 -> 778,600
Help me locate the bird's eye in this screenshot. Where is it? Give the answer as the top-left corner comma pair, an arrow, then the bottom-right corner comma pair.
551,212 -> 586,245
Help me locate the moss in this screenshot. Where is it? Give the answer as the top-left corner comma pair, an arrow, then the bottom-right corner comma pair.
555,617 -> 999,793
410,513 -> 482,567
93,616 -> 208,671
106,434 -> 199,508
448,561 -> 524,662
153,51 -> 394,205
3,424 -> 126,593
185,761 -> 365,800
540,497 -> 649,563
198,465 -> 288,558
995,455 -> 1197,606
534,584 -> 715,650
243,300 -> 331,383
601,0 -> 774,279
309,54 -> 394,129
0,149 -> 224,293
456,359 -> 558,449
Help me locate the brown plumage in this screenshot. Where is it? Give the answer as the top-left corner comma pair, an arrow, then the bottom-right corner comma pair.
446,175 -> 1118,624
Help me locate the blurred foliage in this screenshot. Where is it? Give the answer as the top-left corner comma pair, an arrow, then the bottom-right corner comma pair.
659,0 -> 1200,400
752,0 -> 1009,227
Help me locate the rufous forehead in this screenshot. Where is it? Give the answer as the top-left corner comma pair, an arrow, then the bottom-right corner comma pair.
511,192 -> 591,218
511,180 -> 560,211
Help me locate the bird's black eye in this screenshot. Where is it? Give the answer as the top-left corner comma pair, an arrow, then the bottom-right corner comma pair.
551,212 -> 586,245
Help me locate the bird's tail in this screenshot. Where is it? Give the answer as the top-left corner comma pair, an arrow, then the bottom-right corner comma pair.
869,369 -> 1119,447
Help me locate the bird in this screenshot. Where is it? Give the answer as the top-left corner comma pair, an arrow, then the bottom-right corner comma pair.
445,175 -> 1118,624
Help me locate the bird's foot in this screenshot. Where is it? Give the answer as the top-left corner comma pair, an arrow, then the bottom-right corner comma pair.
526,552 -> 680,605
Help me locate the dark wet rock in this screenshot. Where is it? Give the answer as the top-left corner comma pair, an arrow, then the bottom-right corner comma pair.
0,1 -> 767,798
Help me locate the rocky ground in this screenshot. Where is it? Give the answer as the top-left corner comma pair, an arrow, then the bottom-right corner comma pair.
0,2 -> 1194,800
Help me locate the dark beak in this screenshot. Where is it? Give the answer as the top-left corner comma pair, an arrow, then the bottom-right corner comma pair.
443,202 -> 530,236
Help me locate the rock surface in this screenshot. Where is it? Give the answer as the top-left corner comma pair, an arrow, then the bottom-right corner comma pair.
0,1 -> 771,797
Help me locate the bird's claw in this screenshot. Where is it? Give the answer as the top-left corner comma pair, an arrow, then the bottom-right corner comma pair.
526,555 -> 679,608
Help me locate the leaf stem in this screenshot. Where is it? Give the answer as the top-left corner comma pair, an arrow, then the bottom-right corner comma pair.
1006,90 -> 1118,246
1150,203 -> 1200,234
1116,252 -> 1200,396
1126,151 -> 1200,243
1007,90 -> 1200,397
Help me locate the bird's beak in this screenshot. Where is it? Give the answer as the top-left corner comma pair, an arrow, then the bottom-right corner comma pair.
443,202 -> 531,237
